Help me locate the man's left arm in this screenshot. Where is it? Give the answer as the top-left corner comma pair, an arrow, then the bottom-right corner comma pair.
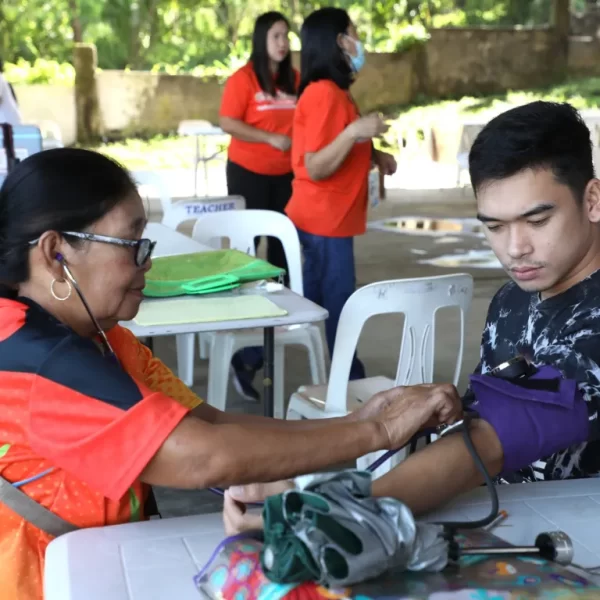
372,324 -> 598,516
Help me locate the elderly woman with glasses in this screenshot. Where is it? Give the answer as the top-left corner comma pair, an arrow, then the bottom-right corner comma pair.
0,148 -> 461,600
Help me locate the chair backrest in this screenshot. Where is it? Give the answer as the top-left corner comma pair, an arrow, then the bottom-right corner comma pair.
191,209 -> 303,295
132,171 -> 172,217
132,170 -> 244,227
161,196 -> 246,230
325,274 -> 473,413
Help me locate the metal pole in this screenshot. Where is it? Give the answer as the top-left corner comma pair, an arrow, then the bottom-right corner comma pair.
193,135 -> 199,198
263,327 -> 275,417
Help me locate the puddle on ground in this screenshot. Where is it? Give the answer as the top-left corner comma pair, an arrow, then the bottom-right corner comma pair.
368,215 -> 502,270
434,236 -> 465,244
368,217 -> 484,237
419,249 -> 502,269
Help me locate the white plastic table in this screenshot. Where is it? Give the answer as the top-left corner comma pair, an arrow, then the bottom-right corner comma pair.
44,479 -> 600,599
125,223 -> 328,416
177,120 -> 227,197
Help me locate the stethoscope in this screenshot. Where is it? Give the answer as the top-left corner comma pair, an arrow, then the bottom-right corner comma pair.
209,356 -> 541,530
11,255 -> 120,490
15,256 -> 524,538
56,252 -> 120,362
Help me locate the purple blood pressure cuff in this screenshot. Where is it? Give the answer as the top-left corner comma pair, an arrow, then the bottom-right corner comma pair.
468,365 -> 590,476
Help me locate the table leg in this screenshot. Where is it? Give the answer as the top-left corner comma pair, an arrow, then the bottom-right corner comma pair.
193,135 -> 199,198
263,327 -> 275,418
202,137 -> 209,197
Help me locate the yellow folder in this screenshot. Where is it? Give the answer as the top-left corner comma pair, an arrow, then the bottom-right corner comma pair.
134,294 -> 288,326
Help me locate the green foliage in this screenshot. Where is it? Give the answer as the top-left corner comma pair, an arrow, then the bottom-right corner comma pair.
371,23 -> 430,53
379,75 -> 600,153
4,58 -> 75,85
0,0 -> 575,73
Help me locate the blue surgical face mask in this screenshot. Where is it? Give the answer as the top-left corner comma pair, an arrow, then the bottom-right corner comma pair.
346,36 -> 365,73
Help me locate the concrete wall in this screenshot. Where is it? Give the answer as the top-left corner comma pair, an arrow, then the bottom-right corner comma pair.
96,51 -> 422,137
15,28 -> 600,143
568,36 -> 600,76
291,49 -> 424,112
13,84 -> 76,145
425,27 -> 565,97
352,48 -> 425,112
97,70 -> 223,136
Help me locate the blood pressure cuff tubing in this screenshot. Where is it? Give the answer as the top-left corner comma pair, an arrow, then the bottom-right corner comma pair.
468,365 -> 590,476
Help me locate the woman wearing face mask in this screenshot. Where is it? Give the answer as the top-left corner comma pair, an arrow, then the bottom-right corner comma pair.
219,11 -> 299,401
285,7 -> 397,380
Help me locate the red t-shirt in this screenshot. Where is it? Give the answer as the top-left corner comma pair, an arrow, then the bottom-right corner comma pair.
220,62 -> 299,176
285,80 -> 372,237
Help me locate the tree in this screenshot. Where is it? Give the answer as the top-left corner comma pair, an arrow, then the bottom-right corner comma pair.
0,0 -> 565,71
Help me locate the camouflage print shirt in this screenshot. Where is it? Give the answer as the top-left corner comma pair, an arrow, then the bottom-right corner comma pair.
474,270 -> 600,483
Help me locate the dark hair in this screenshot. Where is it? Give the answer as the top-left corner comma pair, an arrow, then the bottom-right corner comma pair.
469,101 -> 594,202
250,12 -> 296,97
298,7 -> 354,97
0,148 -> 137,297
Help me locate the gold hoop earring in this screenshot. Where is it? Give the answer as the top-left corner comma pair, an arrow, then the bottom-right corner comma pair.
50,278 -> 72,301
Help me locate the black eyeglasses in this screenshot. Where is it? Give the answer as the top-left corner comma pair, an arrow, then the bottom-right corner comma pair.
30,231 -> 156,267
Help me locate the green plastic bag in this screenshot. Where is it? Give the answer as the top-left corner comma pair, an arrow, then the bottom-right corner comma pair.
144,249 -> 286,298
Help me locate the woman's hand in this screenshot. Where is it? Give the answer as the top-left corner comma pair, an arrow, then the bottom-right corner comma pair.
223,480 -> 295,536
348,114 -> 389,141
267,133 -> 292,152
374,149 -> 397,176
349,384 -> 463,446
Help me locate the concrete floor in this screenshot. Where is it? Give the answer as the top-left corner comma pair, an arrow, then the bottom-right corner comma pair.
149,187 -> 509,517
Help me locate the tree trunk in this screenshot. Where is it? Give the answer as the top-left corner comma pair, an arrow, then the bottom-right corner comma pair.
67,0 -> 83,43
129,1 -> 142,69
215,0 -> 242,46
551,0 -> 570,79
74,43 -> 103,143
552,0 -> 571,38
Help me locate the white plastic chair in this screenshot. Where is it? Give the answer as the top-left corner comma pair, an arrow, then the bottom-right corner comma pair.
187,209 -> 327,417
132,170 -> 245,227
161,196 -> 246,230
593,148 -> 600,174
286,274 -> 473,478
132,171 -> 246,380
132,171 -> 172,218
160,194 -> 247,377
456,152 -> 470,186
34,120 -> 64,150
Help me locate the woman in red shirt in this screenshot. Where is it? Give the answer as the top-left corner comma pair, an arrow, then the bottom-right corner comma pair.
286,8 -> 397,380
219,12 -> 299,400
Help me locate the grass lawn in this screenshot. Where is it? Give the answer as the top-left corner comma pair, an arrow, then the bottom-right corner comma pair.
88,76 -> 600,171
84,135 -> 229,172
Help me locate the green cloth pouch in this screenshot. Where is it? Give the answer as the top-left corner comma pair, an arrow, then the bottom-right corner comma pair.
144,249 -> 286,298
